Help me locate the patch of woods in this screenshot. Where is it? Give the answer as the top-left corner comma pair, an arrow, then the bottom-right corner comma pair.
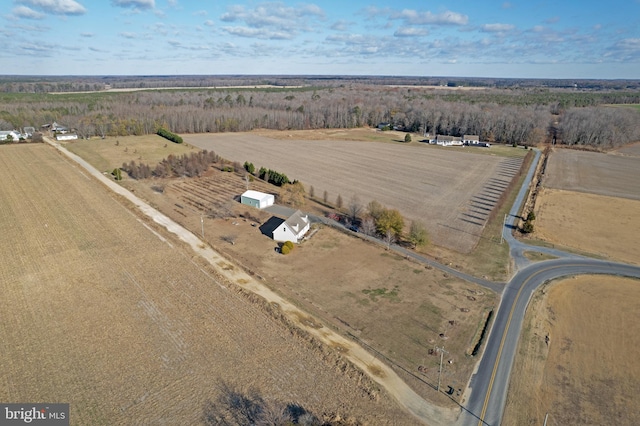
326,194 -> 428,250
121,150 -> 220,179
2,79 -> 639,149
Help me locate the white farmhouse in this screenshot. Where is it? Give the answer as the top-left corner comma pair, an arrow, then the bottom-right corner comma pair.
435,135 -> 463,146
240,190 -> 275,209
463,135 -> 480,144
0,130 -> 21,142
273,210 -> 310,243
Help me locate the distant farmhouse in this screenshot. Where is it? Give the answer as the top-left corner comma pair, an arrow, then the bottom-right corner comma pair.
429,134 -> 490,148
432,135 -> 463,146
463,135 -> 480,144
273,210 -> 310,243
41,122 -> 69,133
463,135 -> 490,147
240,190 -> 275,209
0,130 -> 21,142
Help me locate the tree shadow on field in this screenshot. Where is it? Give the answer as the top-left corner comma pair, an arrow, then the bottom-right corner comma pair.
203,380 -> 321,425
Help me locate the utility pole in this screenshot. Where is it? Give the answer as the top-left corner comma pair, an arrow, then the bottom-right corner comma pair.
436,346 -> 449,392
543,413 -> 549,426
200,215 -> 205,239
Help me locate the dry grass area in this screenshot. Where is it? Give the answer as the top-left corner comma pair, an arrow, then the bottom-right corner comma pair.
64,135 -> 197,173
183,131 -> 526,253
532,188 -> 640,265
544,148 -> 640,200
0,144 -> 416,425
503,275 -> 640,426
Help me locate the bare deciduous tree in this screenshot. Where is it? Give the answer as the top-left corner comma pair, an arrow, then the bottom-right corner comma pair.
360,217 -> 376,236
383,228 -> 396,250
348,194 -> 363,222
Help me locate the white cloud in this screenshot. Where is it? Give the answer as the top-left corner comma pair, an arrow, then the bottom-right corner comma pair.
193,10 -> 207,16
80,32 -> 93,37
394,27 -> 428,37
393,9 -> 468,26
112,0 -> 154,10
119,31 -> 138,39
222,26 -> 292,40
204,19 -> 215,27
502,2 -> 512,9
12,6 -> 45,19
18,0 -> 87,15
220,2 -> 325,39
330,20 -> 351,32
481,23 -> 515,33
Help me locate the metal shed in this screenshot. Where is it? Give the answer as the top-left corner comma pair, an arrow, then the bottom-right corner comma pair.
240,190 -> 274,209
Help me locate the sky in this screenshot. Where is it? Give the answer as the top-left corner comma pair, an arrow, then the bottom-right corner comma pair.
2,0 -> 640,79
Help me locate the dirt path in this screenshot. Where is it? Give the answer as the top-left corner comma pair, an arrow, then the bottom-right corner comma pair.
44,137 -> 458,425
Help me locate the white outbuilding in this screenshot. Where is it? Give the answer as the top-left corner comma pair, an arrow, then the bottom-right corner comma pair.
273,210 -> 310,243
240,190 -> 274,209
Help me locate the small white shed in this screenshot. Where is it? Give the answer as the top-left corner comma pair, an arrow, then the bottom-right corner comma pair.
273,210 -> 310,243
241,190 -> 274,209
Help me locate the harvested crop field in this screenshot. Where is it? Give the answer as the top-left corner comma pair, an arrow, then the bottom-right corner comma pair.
533,188 -> 640,264
613,141 -> 640,157
544,148 -> 640,200
503,275 -> 640,426
0,144 -> 415,425
184,132 -> 526,252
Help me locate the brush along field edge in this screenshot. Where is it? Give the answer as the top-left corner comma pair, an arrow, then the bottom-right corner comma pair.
44,137 -> 458,425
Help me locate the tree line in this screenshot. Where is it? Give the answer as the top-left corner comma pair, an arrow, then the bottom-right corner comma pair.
1,84 -> 639,148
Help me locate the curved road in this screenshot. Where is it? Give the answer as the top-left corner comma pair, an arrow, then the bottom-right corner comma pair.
458,149 -> 640,426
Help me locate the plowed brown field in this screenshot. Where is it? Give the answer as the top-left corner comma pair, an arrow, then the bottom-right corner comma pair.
184,132 -> 525,253
0,144 -> 414,425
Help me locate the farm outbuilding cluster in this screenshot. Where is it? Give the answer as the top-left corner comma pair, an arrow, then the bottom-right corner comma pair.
240,190 -> 275,209
429,134 -> 490,147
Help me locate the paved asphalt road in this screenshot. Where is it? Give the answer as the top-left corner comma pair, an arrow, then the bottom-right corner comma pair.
458,149 -> 640,426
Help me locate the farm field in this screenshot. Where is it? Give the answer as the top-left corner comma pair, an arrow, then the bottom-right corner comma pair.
503,275 -> 640,426
544,148 -> 640,200
613,141 -> 640,157
0,144 -> 415,425
533,188 -> 640,265
183,131 -> 527,253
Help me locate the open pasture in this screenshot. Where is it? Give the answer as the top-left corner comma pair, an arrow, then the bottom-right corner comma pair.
503,275 -> 640,426
179,215 -> 498,406
544,148 -> 640,200
534,188 -> 640,264
184,132 -> 525,253
64,134 -> 196,173
0,144 -> 414,425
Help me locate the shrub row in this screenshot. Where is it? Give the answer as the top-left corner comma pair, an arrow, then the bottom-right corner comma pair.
157,127 -> 183,144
